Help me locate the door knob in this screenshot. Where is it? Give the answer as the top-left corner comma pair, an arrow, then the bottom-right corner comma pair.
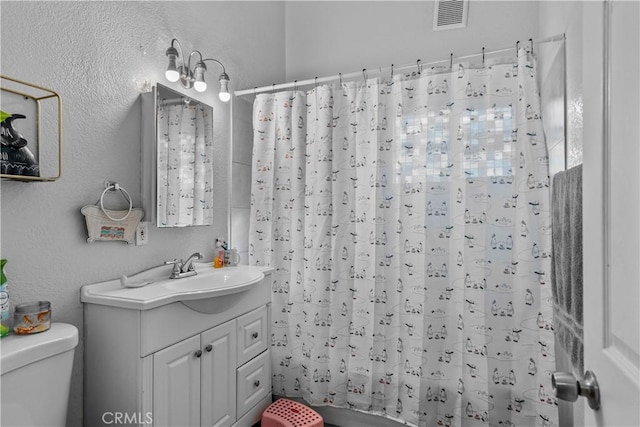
205,344 -> 213,352
551,370 -> 600,410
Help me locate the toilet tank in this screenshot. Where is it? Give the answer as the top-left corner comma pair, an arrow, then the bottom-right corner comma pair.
1,323 -> 78,427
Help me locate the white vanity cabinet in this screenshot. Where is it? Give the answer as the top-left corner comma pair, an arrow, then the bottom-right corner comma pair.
82,267 -> 272,427
153,319 -> 237,426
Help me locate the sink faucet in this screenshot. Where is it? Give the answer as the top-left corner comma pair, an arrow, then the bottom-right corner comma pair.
165,252 -> 204,279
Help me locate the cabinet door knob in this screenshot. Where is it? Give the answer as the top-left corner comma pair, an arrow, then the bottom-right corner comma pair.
254,380 -> 260,388
205,344 -> 213,352
195,350 -> 202,358
252,332 -> 259,339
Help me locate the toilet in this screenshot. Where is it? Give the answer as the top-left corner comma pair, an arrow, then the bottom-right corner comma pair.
1,323 -> 79,427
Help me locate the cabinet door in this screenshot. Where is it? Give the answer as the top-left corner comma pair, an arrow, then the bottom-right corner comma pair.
153,335 -> 201,427
236,306 -> 268,366
201,320 -> 237,427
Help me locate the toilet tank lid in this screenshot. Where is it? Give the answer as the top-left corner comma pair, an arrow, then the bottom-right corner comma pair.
1,323 -> 79,375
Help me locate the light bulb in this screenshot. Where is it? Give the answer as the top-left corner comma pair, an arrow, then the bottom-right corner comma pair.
193,63 -> 207,92
165,49 -> 180,82
218,73 -> 230,102
165,69 -> 180,83
194,81 -> 207,92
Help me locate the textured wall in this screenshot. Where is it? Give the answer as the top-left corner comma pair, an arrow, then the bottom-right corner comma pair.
0,2 -> 284,426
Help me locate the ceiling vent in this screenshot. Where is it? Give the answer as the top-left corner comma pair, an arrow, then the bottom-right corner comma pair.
433,0 -> 469,31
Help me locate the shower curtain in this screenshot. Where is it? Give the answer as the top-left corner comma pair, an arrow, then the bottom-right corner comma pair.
157,101 -> 214,226
250,49 -> 557,427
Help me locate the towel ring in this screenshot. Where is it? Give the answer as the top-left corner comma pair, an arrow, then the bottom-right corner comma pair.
100,183 -> 132,221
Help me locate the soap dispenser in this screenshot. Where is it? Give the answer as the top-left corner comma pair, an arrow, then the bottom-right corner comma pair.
213,238 -> 226,268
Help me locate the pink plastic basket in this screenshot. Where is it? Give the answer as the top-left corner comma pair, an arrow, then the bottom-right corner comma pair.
261,398 -> 324,427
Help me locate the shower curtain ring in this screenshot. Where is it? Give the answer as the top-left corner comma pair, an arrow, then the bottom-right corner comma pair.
272,83 -> 276,94
516,41 -> 520,59
315,77 -> 318,88
450,53 -> 453,70
294,80 -> 298,92
482,47 -> 485,66
390,64 -> 394,79
339,73 -> 343,85
416,59 -> 422,75
362,69 -> 367,81
529,38 -> 534,54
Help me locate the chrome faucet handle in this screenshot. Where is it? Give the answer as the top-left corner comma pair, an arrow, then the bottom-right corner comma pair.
164,259 -> 182,274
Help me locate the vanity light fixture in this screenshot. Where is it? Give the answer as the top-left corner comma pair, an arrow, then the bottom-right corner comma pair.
164,38 -> 231,102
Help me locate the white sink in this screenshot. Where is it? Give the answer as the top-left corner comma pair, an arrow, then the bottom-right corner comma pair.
163,269 -> 261,293
81,264 -> 267,310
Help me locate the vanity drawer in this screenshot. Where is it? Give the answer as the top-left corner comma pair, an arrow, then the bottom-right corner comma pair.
236,350 -> 270,418
236,305 -> 268,366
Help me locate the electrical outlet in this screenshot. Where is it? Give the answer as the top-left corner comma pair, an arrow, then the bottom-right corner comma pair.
136,222 -> 149,246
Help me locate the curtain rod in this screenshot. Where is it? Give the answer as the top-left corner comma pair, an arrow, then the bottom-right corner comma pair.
235,33 -> 565,97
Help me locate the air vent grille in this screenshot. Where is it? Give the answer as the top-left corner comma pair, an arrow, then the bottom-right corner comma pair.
433,0 -> 468,31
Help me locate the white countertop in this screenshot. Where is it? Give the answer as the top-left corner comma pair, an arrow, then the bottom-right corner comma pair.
81,264 -> 272,310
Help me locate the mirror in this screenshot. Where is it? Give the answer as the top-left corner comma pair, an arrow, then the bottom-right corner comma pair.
141,84 -> 216,227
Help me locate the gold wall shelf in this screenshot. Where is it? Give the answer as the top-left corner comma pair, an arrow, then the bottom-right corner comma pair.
1,75 -> 62,182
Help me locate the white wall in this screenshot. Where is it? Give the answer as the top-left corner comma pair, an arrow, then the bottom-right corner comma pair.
285,1 -> 539,82
231,96 -> 255,264
539,1 -> 584,169
0,2 -> 285,426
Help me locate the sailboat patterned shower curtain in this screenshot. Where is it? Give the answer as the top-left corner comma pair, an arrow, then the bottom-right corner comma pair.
157,102 -> 214,226
250,49 -> 557,427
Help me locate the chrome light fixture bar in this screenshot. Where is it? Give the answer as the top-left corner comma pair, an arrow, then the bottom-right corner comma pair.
165,38 -> 230,102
